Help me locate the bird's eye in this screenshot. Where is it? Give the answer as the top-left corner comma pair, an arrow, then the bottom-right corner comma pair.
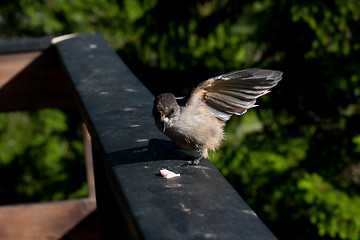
170,109 -> 174,114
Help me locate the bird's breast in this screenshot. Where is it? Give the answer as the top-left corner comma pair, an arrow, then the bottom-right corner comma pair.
165,103 -> 225,152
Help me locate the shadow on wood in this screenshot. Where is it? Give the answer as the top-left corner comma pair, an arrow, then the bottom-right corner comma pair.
0,46 -> 75,112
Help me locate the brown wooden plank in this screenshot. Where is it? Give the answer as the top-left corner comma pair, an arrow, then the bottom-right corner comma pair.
61,210 -> 99,240
0,52 -> 42,88
83,123 -> 96,199
0,198 -> 96,240
0,46 -> 76,112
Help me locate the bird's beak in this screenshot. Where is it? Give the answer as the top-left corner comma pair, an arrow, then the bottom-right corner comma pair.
162,121 -> 168,132
162,117 -> 169,132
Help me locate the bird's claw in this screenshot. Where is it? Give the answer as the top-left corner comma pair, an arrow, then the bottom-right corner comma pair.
182,157 -> 203,166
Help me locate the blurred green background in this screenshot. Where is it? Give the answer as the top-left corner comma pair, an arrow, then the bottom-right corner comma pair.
1,0 -> 360,239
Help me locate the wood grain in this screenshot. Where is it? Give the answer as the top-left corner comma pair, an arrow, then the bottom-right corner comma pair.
0,198 -> 96,240
0,52 -> 41,89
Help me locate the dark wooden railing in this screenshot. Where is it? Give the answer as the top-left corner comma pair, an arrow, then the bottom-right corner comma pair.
0,33 -> 277,240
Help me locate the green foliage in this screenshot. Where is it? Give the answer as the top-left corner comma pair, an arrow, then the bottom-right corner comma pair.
1,0 -> 360,239
0,109 -> 86,204
211,106 -> 360,240
298,173 -> 360,239
291,0 -> 360,57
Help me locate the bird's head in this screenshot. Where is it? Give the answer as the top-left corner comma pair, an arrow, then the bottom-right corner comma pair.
152,93 -> 180,132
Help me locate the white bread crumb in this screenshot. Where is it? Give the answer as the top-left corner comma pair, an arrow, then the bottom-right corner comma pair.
160,169 -> 180,179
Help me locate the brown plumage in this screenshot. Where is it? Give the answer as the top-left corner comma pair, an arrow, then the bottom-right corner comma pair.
152,68 -> 282,164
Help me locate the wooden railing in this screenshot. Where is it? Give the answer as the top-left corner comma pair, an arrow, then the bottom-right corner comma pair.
0,33 -> 277,240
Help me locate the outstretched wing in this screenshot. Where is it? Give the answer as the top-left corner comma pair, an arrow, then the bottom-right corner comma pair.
193,68 -> 282,121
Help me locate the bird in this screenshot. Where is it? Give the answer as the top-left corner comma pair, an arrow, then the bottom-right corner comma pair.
152,68 -> 282,165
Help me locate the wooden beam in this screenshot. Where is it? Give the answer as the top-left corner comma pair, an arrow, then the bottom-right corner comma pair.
0,46 -> 76,112
54,33 -> 278,240
0,52 -> 42,89
0,198 -> 96,240
0,35 -> 53,54
83,123 -> 96,199
0,36 -> 99,239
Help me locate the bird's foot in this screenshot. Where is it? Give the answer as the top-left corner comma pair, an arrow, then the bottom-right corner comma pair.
182,156 -> 203,166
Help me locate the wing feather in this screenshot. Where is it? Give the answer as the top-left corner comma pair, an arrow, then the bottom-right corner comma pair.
193,68 -> 282,121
